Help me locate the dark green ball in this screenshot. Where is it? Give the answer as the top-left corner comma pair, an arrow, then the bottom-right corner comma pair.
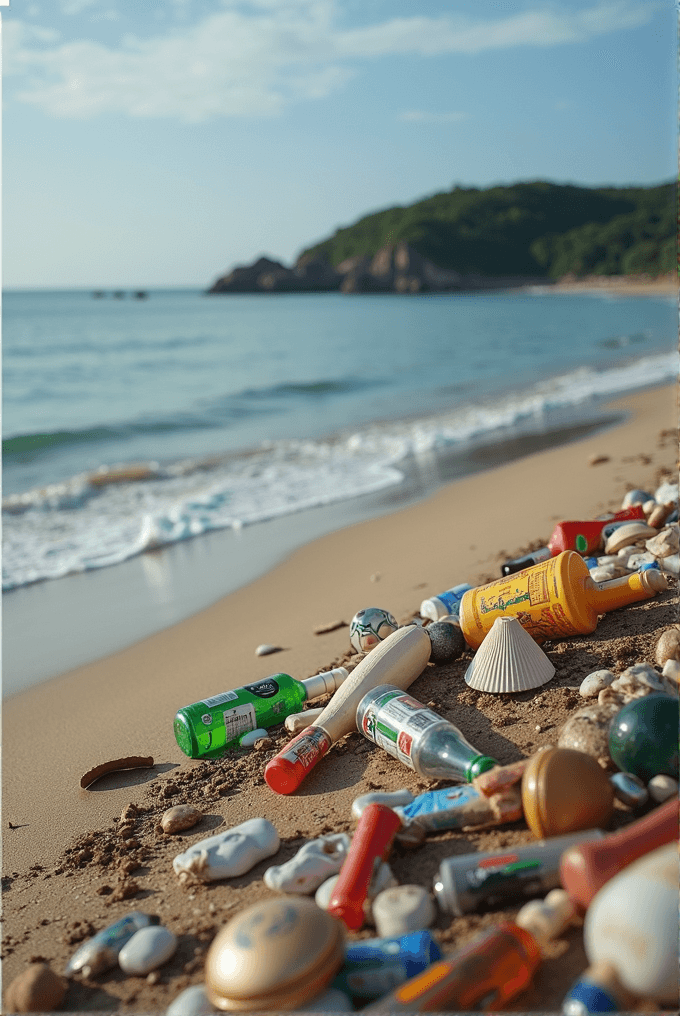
608,693 -> 679,782
426,621 -> 466,665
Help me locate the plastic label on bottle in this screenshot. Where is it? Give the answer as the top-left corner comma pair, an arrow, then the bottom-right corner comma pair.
244,678 -> 281,698
361,691 -> 440,769
202,690 -> 239,708
222,702 -> 257,742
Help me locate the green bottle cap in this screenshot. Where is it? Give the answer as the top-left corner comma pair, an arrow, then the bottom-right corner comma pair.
466,755 -> 499,781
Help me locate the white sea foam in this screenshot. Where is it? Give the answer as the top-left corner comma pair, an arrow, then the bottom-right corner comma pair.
3,352 -> 676,591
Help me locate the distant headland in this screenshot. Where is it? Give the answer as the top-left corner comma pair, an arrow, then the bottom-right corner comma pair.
207,179 -> 675,296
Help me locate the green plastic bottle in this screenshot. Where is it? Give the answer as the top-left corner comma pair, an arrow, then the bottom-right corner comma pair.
174,668 -> 349,758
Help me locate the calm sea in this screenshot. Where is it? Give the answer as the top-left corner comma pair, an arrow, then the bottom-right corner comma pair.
3,287 -> 677,593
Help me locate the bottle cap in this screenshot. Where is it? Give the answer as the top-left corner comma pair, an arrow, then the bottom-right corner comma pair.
466,755 -> 498,781
302,667 -> 349,701
264,726 -> 332,795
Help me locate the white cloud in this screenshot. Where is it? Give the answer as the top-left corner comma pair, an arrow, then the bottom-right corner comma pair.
3,0 -> 663,122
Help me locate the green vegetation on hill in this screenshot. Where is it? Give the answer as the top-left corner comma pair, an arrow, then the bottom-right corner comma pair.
299,180 -> 676,279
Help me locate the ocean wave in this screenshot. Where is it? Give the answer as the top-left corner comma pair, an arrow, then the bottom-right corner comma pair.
3,352 -> 676,591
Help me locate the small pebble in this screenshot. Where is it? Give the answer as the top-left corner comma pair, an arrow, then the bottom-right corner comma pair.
622,489 -> 652,508
4,964 -> 67,1013
161,804 -> 203,834
254,737 -> 273,751
557,702 -> 621,768
372,885 -> 436,938
610,771 -> 648,808
648,774 -> 679,803
655,627 -> 680,667
166,984 -> 217,1015
239,728 -> 269,748
313,620 -> 347,634
118,926 -> 177,975
255,644 -> 283,656
580,670 -> 616,698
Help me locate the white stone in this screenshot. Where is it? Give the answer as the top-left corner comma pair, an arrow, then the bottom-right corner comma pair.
119,926 -> 177,975
579,670 -> 616,698
173,818 -> 279,882
239,728 -> 269,747
263,833 -> 351,894
648,775 -> 679,803
351,790 -> 415,822
589,565 -> 625,582
166,985 -> 217,1015
372,885 -> 436,938
255,644 -> 282,656
661,659 -> 680,686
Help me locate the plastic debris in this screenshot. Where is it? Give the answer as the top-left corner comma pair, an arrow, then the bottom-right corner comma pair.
521,747 -> 614,839
65,912 -> 160,978
172,818 -> 280,882
263,832 -> 351,894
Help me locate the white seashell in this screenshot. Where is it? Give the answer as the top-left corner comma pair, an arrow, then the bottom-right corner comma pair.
172,818 -> 279,882
285,707 -> 325,735
351,789 -> 415,822
464,615 -> 555,693
646,526 -> 680,559
625,551 -> 657,570
239,728 -> 269,747
612,663 -> 665,697
580,670 -> 616,698
584,843 -> 678,1003
255,644 -> 283,656
263,833 -> 351,894
166,984 -> 218,1015
372,885 -> 436,938
119,926 -> 177,975
647,774 -> 679,803
161,804 -> 203,834
589,564 -> 625,582
604,522 -> 658,555
660,553 -> 680,575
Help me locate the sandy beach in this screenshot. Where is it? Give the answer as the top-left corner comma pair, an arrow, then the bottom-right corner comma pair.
2,380 -> 678,1013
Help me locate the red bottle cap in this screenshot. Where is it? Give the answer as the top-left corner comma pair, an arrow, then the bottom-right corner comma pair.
264,726 -> 332,795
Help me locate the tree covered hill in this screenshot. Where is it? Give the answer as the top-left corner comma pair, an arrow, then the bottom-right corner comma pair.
298,180 -> 676,279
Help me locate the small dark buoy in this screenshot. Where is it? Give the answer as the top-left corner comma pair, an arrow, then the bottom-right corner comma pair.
426,620 -> 465,664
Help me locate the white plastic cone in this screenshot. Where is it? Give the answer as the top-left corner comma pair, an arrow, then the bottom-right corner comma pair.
465,615 -> 555,693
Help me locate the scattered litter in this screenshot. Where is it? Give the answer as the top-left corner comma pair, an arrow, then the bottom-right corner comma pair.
172,818 -> 280,882
263,832 -> 351,894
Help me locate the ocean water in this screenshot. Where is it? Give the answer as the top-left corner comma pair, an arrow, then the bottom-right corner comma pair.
3,286 -> 677,593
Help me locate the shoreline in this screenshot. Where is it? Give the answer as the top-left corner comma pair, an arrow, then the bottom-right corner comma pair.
3,404 -> 629,696
2,381 -> 678,1014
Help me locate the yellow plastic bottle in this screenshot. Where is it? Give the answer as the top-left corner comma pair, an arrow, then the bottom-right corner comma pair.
459,550 -> 667,649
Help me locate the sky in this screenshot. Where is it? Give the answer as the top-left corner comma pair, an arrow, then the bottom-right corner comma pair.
2,0 -> 677,290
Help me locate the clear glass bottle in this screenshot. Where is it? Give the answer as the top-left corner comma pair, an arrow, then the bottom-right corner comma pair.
356,684 -> 497,782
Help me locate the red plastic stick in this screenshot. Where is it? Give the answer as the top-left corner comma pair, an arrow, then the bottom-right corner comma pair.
264,726 -> 332,795
328,803 -> 403,931
560,796 -> 679,909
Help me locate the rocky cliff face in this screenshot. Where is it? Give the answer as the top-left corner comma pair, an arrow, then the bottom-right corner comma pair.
207,242 -> 539,294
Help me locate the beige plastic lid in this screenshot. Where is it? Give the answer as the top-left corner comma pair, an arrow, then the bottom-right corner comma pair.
205,897 -> 345,1011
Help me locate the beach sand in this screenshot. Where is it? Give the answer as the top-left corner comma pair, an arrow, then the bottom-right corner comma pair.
2,382 -> 678,1014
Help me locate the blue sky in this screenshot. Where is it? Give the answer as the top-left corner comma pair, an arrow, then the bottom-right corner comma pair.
3,0 -> 676,289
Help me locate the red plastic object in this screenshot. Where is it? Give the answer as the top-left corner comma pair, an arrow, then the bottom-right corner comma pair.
328,803 -> 402,931
263,725 -> 332,795
559,796 -> 679,910
548,506 -> 645,556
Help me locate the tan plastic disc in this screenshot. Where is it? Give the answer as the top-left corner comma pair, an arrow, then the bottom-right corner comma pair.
204,897 -> 345,1011
521,746 -> 614,839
